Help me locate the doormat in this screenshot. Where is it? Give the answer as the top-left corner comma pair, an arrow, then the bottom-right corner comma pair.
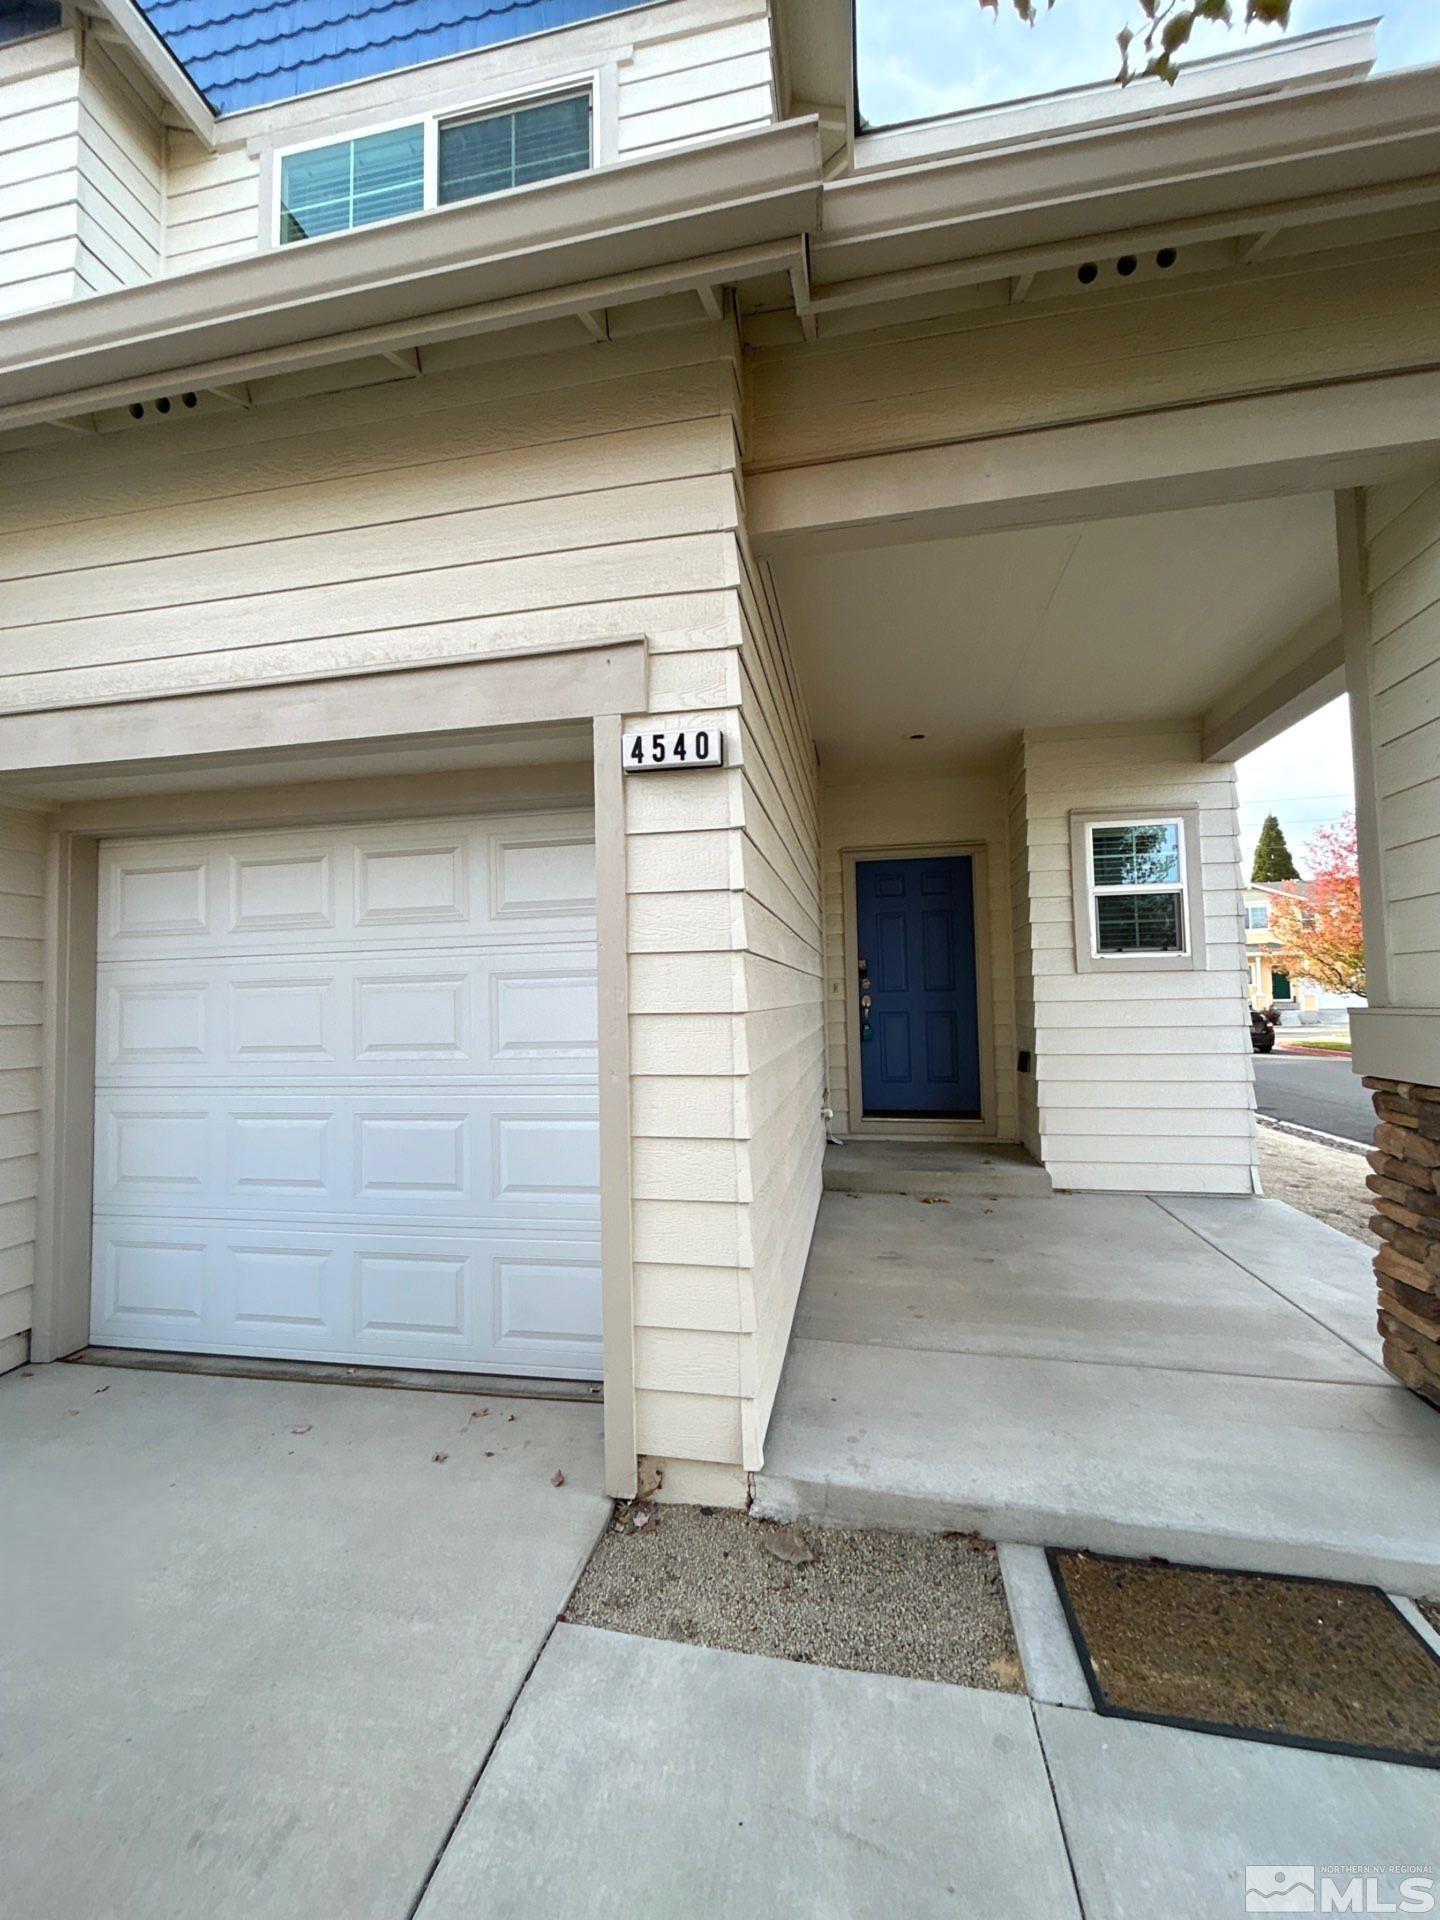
1048,1549 -> 1440,1769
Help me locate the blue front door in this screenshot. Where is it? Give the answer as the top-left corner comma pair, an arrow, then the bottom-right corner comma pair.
856,855 -> 981,1118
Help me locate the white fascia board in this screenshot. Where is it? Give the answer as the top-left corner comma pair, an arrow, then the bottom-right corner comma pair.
88,0 -> 216,144
815,62 -> 1440,290
771,0 -> 852,116
0,117 -> 819,421
854,21 -> 1380,172
1201,605 -> 1346,764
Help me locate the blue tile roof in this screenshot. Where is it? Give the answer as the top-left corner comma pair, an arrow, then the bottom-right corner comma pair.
134,0 -> 645,115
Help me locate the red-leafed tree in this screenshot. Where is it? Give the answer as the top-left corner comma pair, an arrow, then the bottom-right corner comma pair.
1271,813 -> 1366,997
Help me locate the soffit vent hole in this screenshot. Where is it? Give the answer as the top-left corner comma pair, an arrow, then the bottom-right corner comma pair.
1077,262 -> 1099,286
1157,247 -> 1178,269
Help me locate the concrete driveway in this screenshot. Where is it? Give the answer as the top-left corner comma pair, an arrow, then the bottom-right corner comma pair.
0,1362 -> 608,1920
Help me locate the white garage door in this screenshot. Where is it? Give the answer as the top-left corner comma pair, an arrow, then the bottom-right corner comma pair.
89,813 -> 602,1379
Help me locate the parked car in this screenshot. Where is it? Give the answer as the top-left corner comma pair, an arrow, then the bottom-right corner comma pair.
1250,1006 -> 1281,1053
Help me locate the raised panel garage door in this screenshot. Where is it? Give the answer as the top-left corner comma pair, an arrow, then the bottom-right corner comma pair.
89,813 -> 602,1379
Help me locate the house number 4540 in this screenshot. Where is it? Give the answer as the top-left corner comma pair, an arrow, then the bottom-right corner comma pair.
622,727 -> 726,772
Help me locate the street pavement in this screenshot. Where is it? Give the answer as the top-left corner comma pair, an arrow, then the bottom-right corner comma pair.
1255,1051 -> 1374,1145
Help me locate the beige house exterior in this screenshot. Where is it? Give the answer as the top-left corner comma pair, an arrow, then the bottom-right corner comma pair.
3,0 -> 1440,1492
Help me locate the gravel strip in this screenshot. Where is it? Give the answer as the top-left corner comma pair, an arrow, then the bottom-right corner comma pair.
564,1504 -> 1023,1691
1258,1128 -> 1378,1249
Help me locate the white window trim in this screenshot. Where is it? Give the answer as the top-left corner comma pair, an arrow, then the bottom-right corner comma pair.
1069,805 -> 1205,975
271,75 -> 598,250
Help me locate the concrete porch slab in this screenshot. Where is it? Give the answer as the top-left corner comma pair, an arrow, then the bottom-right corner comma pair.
0,1362 -> 608,1920
756,1193 -> 1440,1595
415,1625 -> 1082,1920
755,1336 -> 1440,1593
795,1190 -> 1391,1384
1037,1705 -> 1440,1919
824,1137 -> 1053,1198
1157,1193 -> 1384,1367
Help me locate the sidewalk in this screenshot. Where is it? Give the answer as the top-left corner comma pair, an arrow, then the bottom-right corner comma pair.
413,1598 -> 1440,1918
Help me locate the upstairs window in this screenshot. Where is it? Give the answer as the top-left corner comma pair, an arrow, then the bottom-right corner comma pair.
1246,902 -> 1271,930
278,92 -> 592,246
0,2 -> 62,44
1069,809 -> 1203,973
438,94 -> 591,204
280,124 -> 424,244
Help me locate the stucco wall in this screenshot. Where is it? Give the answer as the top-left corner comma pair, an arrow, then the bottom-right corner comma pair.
1010,726 -> 1256,1194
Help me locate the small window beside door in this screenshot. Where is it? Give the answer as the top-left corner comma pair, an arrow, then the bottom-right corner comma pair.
1069,808 -> 1205,973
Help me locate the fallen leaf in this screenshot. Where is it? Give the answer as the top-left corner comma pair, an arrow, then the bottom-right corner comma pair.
632,1507 -> 652,1530
761,1524 -> 814,1567
94,1384 -> 110,1394
917,1194 -> 949,1206
471,1408 -> 488,1419
551,1468 -> 565,1487
506,1414 -> 516,1423
433,1452 -> 449,1464
484,1450 -> 495,1458
636,1462 -> 665,1502
290,1425 -> 312,1436
66,1409 -> 79,1417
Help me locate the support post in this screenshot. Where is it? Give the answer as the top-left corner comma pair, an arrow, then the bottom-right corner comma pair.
592,713 -> 637,1499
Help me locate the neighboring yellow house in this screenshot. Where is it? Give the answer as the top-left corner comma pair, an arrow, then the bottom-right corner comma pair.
1244,881 -> 1344,1018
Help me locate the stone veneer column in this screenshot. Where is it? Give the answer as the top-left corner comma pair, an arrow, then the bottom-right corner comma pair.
1366,1076 -> 1440,1411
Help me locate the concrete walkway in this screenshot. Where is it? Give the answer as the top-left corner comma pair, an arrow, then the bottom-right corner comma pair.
414,1623 -> 1440,1919
0,1362 -> 608,1920
5,1356 -> 1438,1918
755,1187 -> 1440,1595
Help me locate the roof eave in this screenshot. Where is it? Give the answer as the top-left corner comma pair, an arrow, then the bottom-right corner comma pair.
811,62 -> 1440,295
90,0 -> 216,144
0,118 -> 821,430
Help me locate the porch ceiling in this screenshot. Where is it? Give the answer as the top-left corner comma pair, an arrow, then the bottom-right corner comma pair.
768,491 -> 1338,774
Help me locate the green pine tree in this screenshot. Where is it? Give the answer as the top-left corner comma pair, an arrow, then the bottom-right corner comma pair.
1252,814 -> 1299,883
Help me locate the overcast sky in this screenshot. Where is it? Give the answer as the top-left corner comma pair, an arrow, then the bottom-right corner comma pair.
857,1 -> 1440,128
1235,697 -> 1355,878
